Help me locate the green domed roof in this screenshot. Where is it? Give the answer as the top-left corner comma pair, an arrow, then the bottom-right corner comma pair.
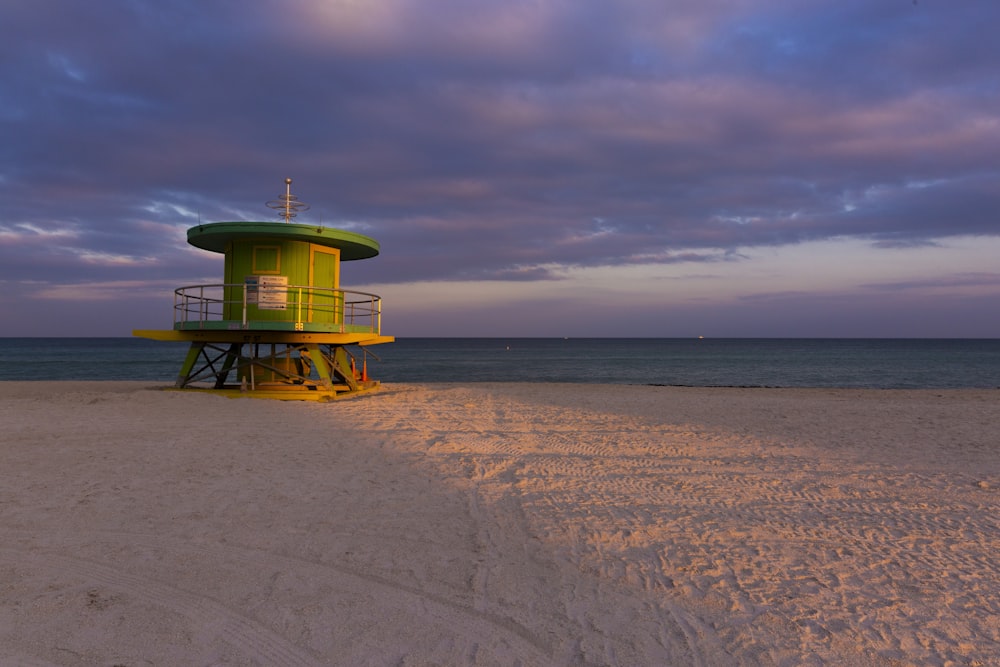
187,221 -> 379,260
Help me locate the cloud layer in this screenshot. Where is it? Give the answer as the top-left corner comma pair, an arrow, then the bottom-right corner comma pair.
1,0 -> 998,335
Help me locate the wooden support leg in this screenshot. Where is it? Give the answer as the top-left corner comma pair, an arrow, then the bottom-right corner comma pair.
330,345 -> 359,393
176,342 -> 205,387
216,343 -> 241,388
306,344 -> 335,390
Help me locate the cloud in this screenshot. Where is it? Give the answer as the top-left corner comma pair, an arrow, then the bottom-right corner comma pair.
30,279 -> 180,301
861,272 -> 1000,293
1,0 -> 999,335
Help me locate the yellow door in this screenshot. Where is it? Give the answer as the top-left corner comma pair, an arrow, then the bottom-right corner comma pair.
308,246 -> 340,323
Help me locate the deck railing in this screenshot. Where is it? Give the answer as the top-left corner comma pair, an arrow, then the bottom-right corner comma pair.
173,283 -> 383,334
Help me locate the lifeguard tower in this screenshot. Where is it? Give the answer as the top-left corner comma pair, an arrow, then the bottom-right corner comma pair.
133,179 -> 393,400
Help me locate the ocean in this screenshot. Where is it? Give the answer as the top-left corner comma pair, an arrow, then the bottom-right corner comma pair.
1,337 -> 998,389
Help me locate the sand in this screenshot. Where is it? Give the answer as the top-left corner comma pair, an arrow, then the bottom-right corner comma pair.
0,381 -> 997,666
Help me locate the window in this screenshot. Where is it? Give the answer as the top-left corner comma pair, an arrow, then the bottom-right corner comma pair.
252,245 -> 281,274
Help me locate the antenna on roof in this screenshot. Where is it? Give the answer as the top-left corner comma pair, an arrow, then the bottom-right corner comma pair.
266,177 -> 310,223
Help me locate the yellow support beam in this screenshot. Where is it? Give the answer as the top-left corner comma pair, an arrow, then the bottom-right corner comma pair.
133,329 -> 394,346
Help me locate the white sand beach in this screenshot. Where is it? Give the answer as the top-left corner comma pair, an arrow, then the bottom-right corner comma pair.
1,381 -> 997,666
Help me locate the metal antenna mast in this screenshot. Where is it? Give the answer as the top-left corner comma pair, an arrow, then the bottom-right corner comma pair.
266,177 -> 310,223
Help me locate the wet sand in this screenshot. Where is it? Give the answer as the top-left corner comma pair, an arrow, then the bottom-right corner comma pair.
1,382 -> 997,666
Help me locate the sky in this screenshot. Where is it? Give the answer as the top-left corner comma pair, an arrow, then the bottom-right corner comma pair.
2,0 -> 999,338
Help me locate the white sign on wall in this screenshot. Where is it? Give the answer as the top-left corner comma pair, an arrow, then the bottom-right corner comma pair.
246,275 -> 288,310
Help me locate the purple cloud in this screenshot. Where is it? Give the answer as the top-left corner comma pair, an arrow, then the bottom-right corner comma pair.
1,0 -> 998,335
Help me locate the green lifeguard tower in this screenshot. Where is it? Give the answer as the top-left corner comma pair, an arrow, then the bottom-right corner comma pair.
134,179 -> 393,400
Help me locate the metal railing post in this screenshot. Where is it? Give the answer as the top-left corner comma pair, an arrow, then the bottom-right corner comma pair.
199,286 -> 206,329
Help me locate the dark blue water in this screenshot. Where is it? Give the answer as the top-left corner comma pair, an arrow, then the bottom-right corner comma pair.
375,338 -> 1000,389
1,337 -> 998,389
0,338 -> 190,382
